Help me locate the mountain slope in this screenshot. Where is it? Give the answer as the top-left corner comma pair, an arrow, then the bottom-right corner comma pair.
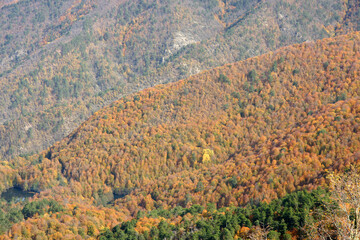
1,30 -> 360,240
8,31 -> 360,208
0,0 -> 356,159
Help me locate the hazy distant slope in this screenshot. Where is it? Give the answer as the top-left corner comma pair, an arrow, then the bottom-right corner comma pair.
0,0 -> 234,158
337,0 -> 360,33
9,32 -> 359,213
0,0 -> 354,159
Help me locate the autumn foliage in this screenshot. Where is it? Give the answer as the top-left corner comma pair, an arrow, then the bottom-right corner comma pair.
1,31 -> 360,238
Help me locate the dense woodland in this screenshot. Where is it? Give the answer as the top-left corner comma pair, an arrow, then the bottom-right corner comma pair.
0,31 -> 359,238
0,188 -> 331,239
0,0 -> 356,159
98,188 -> 330,240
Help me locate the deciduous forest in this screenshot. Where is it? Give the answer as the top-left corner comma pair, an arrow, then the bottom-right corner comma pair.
0,0 -> 357,159
1,0 -> 360,239
0,29 -> 359,239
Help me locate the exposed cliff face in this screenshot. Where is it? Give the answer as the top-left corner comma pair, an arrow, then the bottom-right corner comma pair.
0,0 -> 356,159
165,31 -> 198,58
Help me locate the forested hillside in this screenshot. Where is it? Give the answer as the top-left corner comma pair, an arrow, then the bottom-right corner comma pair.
0,0 -> 355,159
0,31 -> 359,238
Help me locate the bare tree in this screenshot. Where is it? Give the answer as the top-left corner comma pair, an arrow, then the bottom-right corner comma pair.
306,167 -> 360,239
248,225 -> 270,240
